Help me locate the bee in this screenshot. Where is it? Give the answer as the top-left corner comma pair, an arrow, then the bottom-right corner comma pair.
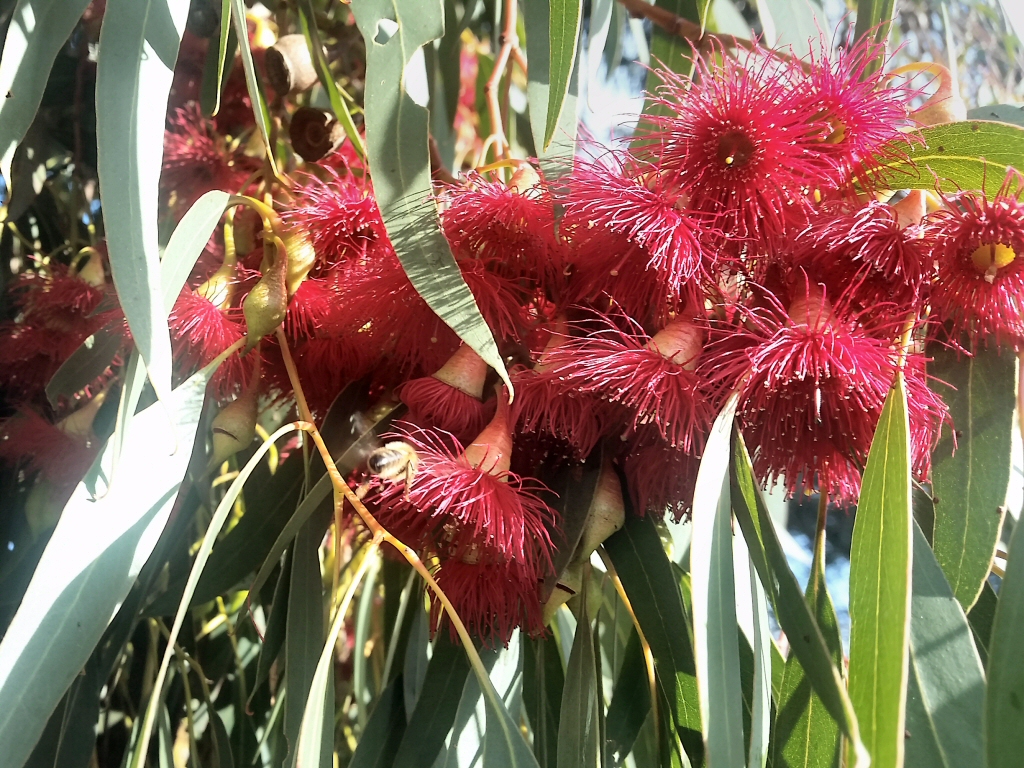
358,441 -> 419,498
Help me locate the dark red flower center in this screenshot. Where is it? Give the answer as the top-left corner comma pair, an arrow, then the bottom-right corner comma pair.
715,129 -> 757,170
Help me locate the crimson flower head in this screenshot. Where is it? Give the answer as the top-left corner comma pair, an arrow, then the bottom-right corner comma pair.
561,154 -> 714,320
704,282 -> 944,500
795,36 -> 914,190
929,175 -> 1024,346
168,286 -> 250,400
624,426 -> 701,520
283,169 -> 390,272
162,104 -> 259,219
537,313 -> 713,452
442,166 -> 563,289
639,46 -> 827,246
396,344 -> 496,445
370,396 -> 558,644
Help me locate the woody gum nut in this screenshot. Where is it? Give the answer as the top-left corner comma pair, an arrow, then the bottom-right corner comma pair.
291,107 -> 346,162
265,34 -> 319,95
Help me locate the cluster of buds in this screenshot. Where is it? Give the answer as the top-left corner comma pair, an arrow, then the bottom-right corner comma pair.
5,30 -> 1024,646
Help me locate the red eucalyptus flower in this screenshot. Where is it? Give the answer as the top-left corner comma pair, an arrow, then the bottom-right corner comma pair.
538,313 -> 713,451
929,176 -> 1024,345
623,425 -> 701,520
168,287 -> 251,400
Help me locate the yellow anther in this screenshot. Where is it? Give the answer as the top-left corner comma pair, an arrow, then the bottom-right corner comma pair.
971,242 -> 1016,275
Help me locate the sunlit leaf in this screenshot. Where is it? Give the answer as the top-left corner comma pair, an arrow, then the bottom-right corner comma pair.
558,582 -> 600,768
544,0 -> 582,152
904,520 -> 985,767
853,0 -> 896,57
929,339 -> 1015,611
228,0 -> 277,174
847,380 -> 913,768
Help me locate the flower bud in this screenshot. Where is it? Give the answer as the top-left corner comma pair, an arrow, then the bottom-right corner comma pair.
56,390 -> 107,441
282,223 -> 318,296
243,245 -> 289,349
573,463 -> 625,564
543,561 -> 584,624
209,386 -> 259,468
265,35 -> 318,95
646,317 -> 703,370
464,387 -> 513,475
72,248 -> 106,288
508,164 -> 542,195
433,344 -> 489,399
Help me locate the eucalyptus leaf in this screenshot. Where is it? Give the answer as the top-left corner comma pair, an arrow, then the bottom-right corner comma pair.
967,580 -> 998,666
96,0 -> 190,403
755,0 -> 824,58
544,0 -> 582,152
0,0 -> 93,186
967,103 -> 1024,127
524,633 -> 564,768
350,0 -> 512,392
853,0 -> 896,56
929,339 -> 1015,611
45,322 -> 124,408
558,582 -> 600,768
349,675 -> 407,768
847,380 -> 913,768
229,0 -> 277,173
604,628 -> 650,767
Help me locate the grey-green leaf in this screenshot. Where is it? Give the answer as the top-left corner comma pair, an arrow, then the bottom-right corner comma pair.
96,0 -> 189,402
350,0 -> 512,392
929,339 -> 1015,611
558,585 -> 600,768
544,0 -> 582,151
904,520 -> 985,767
0,0 -> 93,186
984,517 -> 1024,767
0,362 -> 219,768
847,380 -> 913,768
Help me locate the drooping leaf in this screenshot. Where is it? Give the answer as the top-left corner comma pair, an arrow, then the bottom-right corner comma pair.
847,380 -> 913,768
544,0 -> 582,152
731,432 -> 865,763
967,580 -> 998,666
904,520 -> 985,767
159,190 -> 232,309
0,360 -> 221,768
22,654 -> 103,768
539,449 -> 603,599
0,0 -> 93,186
603,504 -> 703,763
558,582 -> 600,768
636,0 -> 705,123
771,507 -> 842,768
690,394 -> 746,767
755,0 -> 824,58
283,513 -> 329,768
524,633 -> 565,768
200,0 -> 232,117
605,628 -> 651,767
984,518 -> 1024,767
228,0 -> 276,174
853,0 -> 896,57
871,121 -> 1024,196
586,0 -> 613,111
734,536 -> 772,768
929,339 -> 1015,611
392,629 -> 472,768
523,0 -> 581,176
349,675 -> 407,768
45,322 -> 124,408
350,0 -> 512,392
248,547 -> 291,705
967,103 -> 1024,128
96,0 -> 190,402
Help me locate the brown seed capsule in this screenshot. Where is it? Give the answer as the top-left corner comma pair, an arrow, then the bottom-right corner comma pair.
290,107 -> 346,162
265,34 -> 319,95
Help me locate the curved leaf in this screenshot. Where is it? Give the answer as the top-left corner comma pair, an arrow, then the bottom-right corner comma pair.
45,322 -> 124,407
691,394 -> 746,767
847,380 -> 913,768
96,0 -> 189,402
929,339 -> 1015,611
605,628 -> 651,766
967,104 -> 1024,128
0,0 -> 93,186
904,520 -> 985,767
544,0 -> 582,151
228,0 -> 276,174
985,518 -> 1024,768
872,121 -> 1024,195
349,675 -> 407,768
558,583 -> 599,768
524,634 -> 564,768
350,0 -> 512,392
0,361 -> 220,768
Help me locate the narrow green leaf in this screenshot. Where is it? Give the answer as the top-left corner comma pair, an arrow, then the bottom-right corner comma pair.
206,708 -> 235,768
524,0 -> 581,176
691,395 -> 746,767
544,0 -> 582,151
45,322 -> 124,407
853,0 -> 896,54
587,0 -> 613,111
0,359 -> 223,768
349,675 -> 407,768
736,540 -> 772,768
200,0 -> 232,116
929,339 -> 1015,610
558,583 -> 600,768
0,0 -> 93,186
296,0 -> 366,159
872,121 -> 1024,195
967,104 -> 1024,127
848,380 -> 913,768
605,628 -> 651,766
228,0 -> 277,175
603,507 -> 703,762
967,580 -> 998,666
392,630 -> 472,768
755,0 -> 824,58
22,655 -> 103,768
284,514 -> 329,768
904,520 -> 985,767
96,0 -> 190,402
637,0 -> 703,122
249,548 -> 291,705
731,432 -> 865,763
985,517 -> 1024,767
540,450 -> 603,599
771,508 -> 842,768
161,190 -> 232,309
523,633 -> 564,768
350,0 -> 512,393
295,548 -> 380,768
